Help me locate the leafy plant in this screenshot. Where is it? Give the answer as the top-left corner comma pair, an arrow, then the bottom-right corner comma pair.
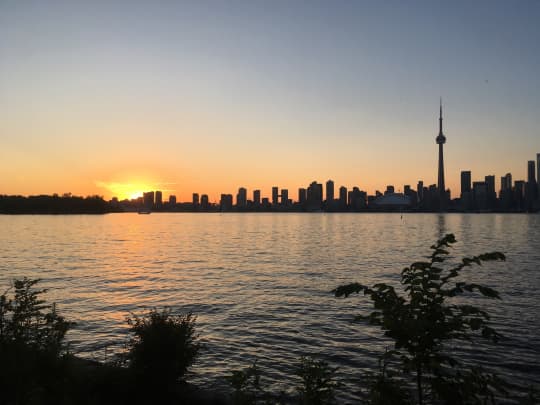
296,356 -> 339,405
126,308 -> 200,389
0,277 -> 74,404
0,277 -> 72,353
227,361 -> 266,405
334,234 -> 507,404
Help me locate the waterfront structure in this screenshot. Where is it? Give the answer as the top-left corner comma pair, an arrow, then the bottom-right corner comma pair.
220,194 -> 233,211
436,100 -> 447,208
537,153 -> 540,190
281,189 -> 289,206
237,187 -> 247,208
200,194 -> 209,209
253,190 -> 261,206
485,175 -> 496,210
143,191 -> 154,208
339,186 -> 347,206
298,188 -> 307,204
306,181 -> 323,210
461,171 -> 471,195
155,191 -> 163,207
417,181 -> 423,203
169,195 -> 176,205
326,180 -> 334,202
192,193 -> 199,207
272,187 -> 279,206
526,160 -> 537,208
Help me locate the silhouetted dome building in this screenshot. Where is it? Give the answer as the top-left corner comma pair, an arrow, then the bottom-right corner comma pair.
370,193 -> 411,210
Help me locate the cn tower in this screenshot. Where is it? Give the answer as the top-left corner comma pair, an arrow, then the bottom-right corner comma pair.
436,99 -> 446,206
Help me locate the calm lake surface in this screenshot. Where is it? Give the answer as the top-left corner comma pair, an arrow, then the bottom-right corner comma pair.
1,213 -> 539,400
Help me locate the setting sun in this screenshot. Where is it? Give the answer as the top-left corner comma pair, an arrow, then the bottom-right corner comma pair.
95,181 -> 156,201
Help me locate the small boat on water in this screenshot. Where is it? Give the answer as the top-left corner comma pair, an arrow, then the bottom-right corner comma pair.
138,210 -> 151,214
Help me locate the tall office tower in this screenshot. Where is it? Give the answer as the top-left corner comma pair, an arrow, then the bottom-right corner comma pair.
460,171 -> 471,196
143,191 -> 154,208
272,186 -> 279,206
326,180 -> 334,202
253,190 -> 261,205
404,185 -> 411,195
307,181 -> 323,208
339,186 -> 347,205
500,173 -> 513,210
236,187 -> 247,208
526,160 -> 537,206
436,100 -> 447,206
537,153 -> 540,189
473,181 -> 487,210
169,195 -> 176,205
155,191 -> 163,207
155,190 -> 163,207
485,175 -> 496,209
417,181 -> 424,202
281,189 -> 288,205
298,188 -> 307,204
385,185 -> 394,195
200,194 -> 209,209
220,194 -> 233,211
192,193 -> 200,206
528,160 -> 536,184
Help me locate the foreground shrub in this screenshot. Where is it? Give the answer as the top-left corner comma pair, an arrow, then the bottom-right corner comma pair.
296,356 -> 339,405
334,234 -> 507,404
0,277 -> 74,404
126,308 -> 200,389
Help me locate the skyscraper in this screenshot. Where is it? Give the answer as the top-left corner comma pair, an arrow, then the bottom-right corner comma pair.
460,171 -> 471,196
155,190 -> 163,207
253,190 -> 261,205
436,100 -> 447,207
281,189 -> 288,205
326,180 -> 334,202
339,186 -> 347,206
528,160 -> 536,184
237,187 -> 247,208
272,187 -> 279,206
537,153 -> 540,190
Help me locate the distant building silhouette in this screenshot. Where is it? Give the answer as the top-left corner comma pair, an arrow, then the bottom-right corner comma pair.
143,191 -> 154,209
237,187 -> 247,208
526,160 -> 537,209
192,193 -> 199,207
306,181 -> 323,210
272,187 -> 279,206
339,186 -> 347,207
220,194 -> 233,211
281,189 -> 288,206
155,191 -> 163,208
485,175 -> 496,210
461,171 -> 471,195
326,180 -> 334,203
537,153 -> 540,191
253,190 -> 261,206
298,188 -> 307,205
169,195 -> 176,205
200,194 -> 209,210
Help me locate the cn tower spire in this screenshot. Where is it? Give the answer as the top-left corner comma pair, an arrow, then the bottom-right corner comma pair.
436,98 -> 447,209
439,98 -> 443,135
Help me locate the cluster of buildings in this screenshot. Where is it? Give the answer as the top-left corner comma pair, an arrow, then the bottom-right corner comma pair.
114,103 -> 540,213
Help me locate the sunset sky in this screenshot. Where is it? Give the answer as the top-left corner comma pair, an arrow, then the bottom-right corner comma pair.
1,1 -> 539,202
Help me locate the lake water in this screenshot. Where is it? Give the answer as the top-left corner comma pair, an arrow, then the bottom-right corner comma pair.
1,213 -> 539,401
